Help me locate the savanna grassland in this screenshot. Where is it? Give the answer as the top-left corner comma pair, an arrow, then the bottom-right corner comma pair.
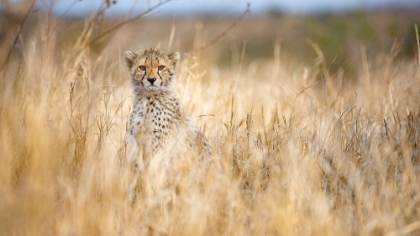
1,1 -> 420,235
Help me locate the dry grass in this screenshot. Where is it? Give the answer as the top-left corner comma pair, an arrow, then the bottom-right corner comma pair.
1,10 -> 420,236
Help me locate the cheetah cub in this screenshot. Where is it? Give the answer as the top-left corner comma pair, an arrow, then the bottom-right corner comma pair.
125,48 -> 210,171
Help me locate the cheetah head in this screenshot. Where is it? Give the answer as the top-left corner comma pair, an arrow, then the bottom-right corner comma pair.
124,48 -> 180,92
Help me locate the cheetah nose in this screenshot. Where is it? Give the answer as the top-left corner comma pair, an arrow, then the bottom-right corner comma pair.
147,78 -> 156,85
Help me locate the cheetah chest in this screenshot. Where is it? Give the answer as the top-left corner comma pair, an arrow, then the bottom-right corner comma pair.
129,95 -> 182,150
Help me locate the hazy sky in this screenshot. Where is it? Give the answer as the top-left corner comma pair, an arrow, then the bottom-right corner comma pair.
46,0 -> 420,17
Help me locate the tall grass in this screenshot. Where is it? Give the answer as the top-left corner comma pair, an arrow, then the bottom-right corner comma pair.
1,10 -> 420,236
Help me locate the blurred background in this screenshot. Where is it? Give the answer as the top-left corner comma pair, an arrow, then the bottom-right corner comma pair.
1,0 -> 420,78
44,0 -> 420,16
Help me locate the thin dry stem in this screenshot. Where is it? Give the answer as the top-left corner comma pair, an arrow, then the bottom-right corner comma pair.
89,0 -> 174,46
196,3 -> 251,51
0,0 -> 35,72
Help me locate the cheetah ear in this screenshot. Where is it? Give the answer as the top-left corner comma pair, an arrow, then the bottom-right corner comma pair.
124,51 -> 137,68
168,52 -> 180,66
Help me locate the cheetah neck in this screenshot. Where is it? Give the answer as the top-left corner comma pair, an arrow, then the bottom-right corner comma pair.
134,85 -> 173,93
133,87 -> 176,100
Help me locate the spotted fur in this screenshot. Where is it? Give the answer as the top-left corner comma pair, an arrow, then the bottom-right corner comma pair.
125,48 -> 210,181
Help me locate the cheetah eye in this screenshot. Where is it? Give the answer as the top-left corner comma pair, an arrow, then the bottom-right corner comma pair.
158,65 -> 165,71
139,65 -> 146,71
